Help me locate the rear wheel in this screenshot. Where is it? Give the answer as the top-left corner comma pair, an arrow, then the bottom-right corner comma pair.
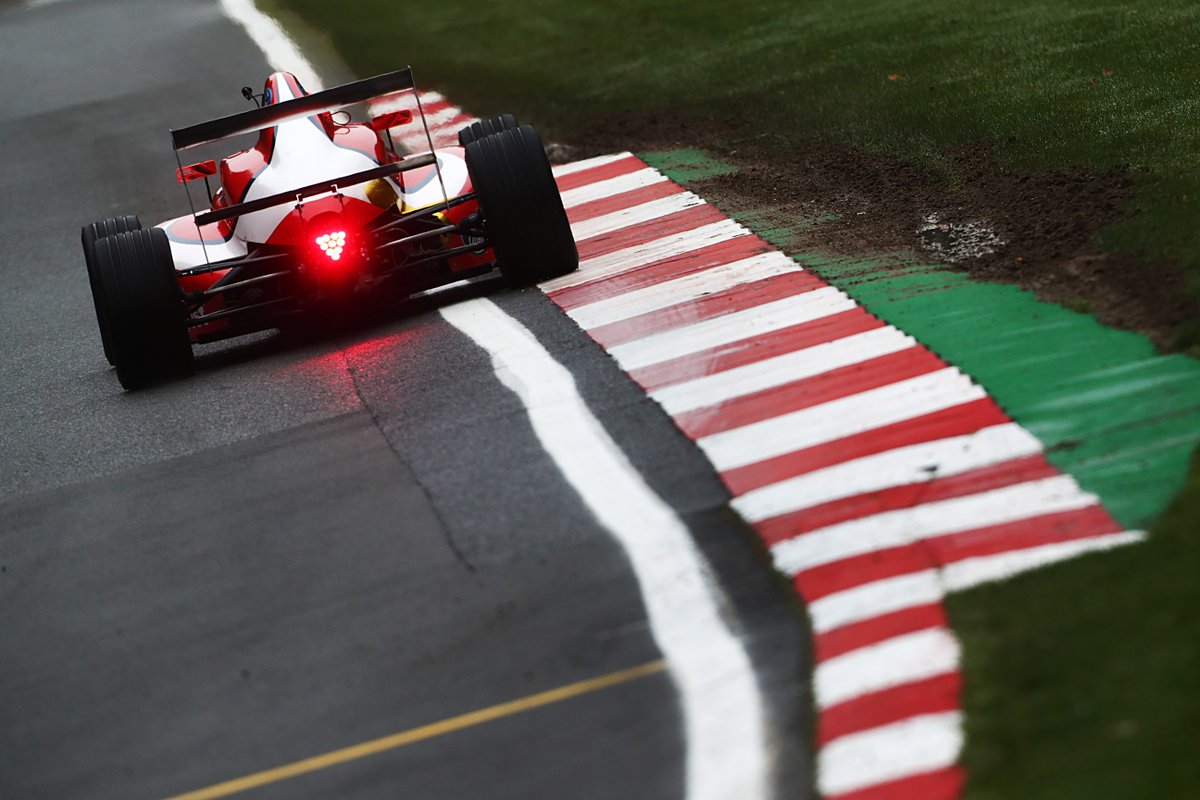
82,214 -> 140,364
464,124 -> 578,285
458,113 -> 518,147
92,228 -> 193,390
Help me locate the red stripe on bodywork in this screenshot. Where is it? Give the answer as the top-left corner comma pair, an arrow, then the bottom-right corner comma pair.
675,346 -> 942,439
586,270 -> 826,348
721,398 -> 1011,496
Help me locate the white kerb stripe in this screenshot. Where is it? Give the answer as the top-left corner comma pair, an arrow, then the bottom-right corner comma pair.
544,219 -> 749,292
818,711 -> 964,797
571,191 -> 703,243
559,167 -> 670,208
771,474 -> 1097,576
732,423 -> 1043,524
808,570 -> 946,634
941,530 -> 1145,591
567,251 -> 800,330
218,0 -> 324,91
611,287 -> 855,372
369,90 -> 447,115
417,105 -> 470,130
440,299 -> 768,800
415,89 -> 446,106
698,367 -> 984,472
814,627 -> 961,709
553,152 -> 634,178
652,326 -> 915,417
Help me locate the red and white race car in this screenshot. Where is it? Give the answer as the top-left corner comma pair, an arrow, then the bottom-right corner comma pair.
81,68 -> 577,390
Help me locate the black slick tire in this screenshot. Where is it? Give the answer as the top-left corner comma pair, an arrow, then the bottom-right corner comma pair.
82,214 -> 141,364
92,228 -> 193,390
464,124 -> 578,285
458,113 -> 518,147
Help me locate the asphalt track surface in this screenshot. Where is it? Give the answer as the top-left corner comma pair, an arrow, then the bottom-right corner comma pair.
0,1 -> 811,797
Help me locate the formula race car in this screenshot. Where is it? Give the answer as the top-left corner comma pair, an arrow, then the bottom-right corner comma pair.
81,68 -> 578,390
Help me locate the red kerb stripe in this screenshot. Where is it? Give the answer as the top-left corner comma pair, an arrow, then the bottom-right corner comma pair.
567,181 -> 684,224
756,453 -> 1057,547
549,234 -> 768,308
721,398 -> 1011,496
630,309 -> 884,391
576,204 -> 729,260
586,270 -> 825,348
812,605 -> 948,662
826,766 -> 965,800
555,155 -> 645,193
793,544 -> 936,602
792,503 -> 1119,605
927,504 -> 1122,565
819,672 -> 962,746
676,346 -> 943,439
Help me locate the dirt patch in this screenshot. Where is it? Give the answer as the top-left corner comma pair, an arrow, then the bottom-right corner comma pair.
565,115 -> 1196,351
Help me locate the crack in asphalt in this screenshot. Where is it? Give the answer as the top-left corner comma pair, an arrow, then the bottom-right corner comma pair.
342,348 -> 478,574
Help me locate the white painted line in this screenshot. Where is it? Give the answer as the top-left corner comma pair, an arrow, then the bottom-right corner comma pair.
941,530 -> 1145,590
698,367 -> 985,472
651,326 -> 916,417
571,191 -> 703,242
611,288 -> 856,372
733,423 -> 1043,524
218,0 -> 324,92
808,570 -> 944,634
770,474 -> 1097,576
553,152 -> 635,178
441,299 -> 768,800
559,168 -> 671,208
814,627 -> 960,709
567,251 -> 800,330
818,711 -> 964,797
543,219 -> 750,292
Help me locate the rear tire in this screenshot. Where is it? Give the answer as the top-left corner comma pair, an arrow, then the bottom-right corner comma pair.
464,124 -> 578,285
82,214 -> 140,364
458,113 -> 518,147
92,228 -> 193,390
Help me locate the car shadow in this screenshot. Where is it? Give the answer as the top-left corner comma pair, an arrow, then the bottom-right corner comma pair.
187,272 -> 510,375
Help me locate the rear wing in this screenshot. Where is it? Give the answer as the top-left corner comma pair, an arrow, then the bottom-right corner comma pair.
171,67 -> 452,253
171,68 -> 417,150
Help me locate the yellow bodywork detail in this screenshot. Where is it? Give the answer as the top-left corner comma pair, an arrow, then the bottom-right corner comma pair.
363,178 -> 399,210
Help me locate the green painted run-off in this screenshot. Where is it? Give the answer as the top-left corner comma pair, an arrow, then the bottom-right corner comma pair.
644,150 -> 1200,530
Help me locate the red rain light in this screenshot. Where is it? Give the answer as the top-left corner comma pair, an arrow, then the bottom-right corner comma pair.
315,230 -> 347,261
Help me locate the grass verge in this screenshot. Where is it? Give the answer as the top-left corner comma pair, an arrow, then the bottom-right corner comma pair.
949,450 -> 1200,799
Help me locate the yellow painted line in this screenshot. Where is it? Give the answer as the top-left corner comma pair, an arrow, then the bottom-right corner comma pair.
165,659 -> 667,800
